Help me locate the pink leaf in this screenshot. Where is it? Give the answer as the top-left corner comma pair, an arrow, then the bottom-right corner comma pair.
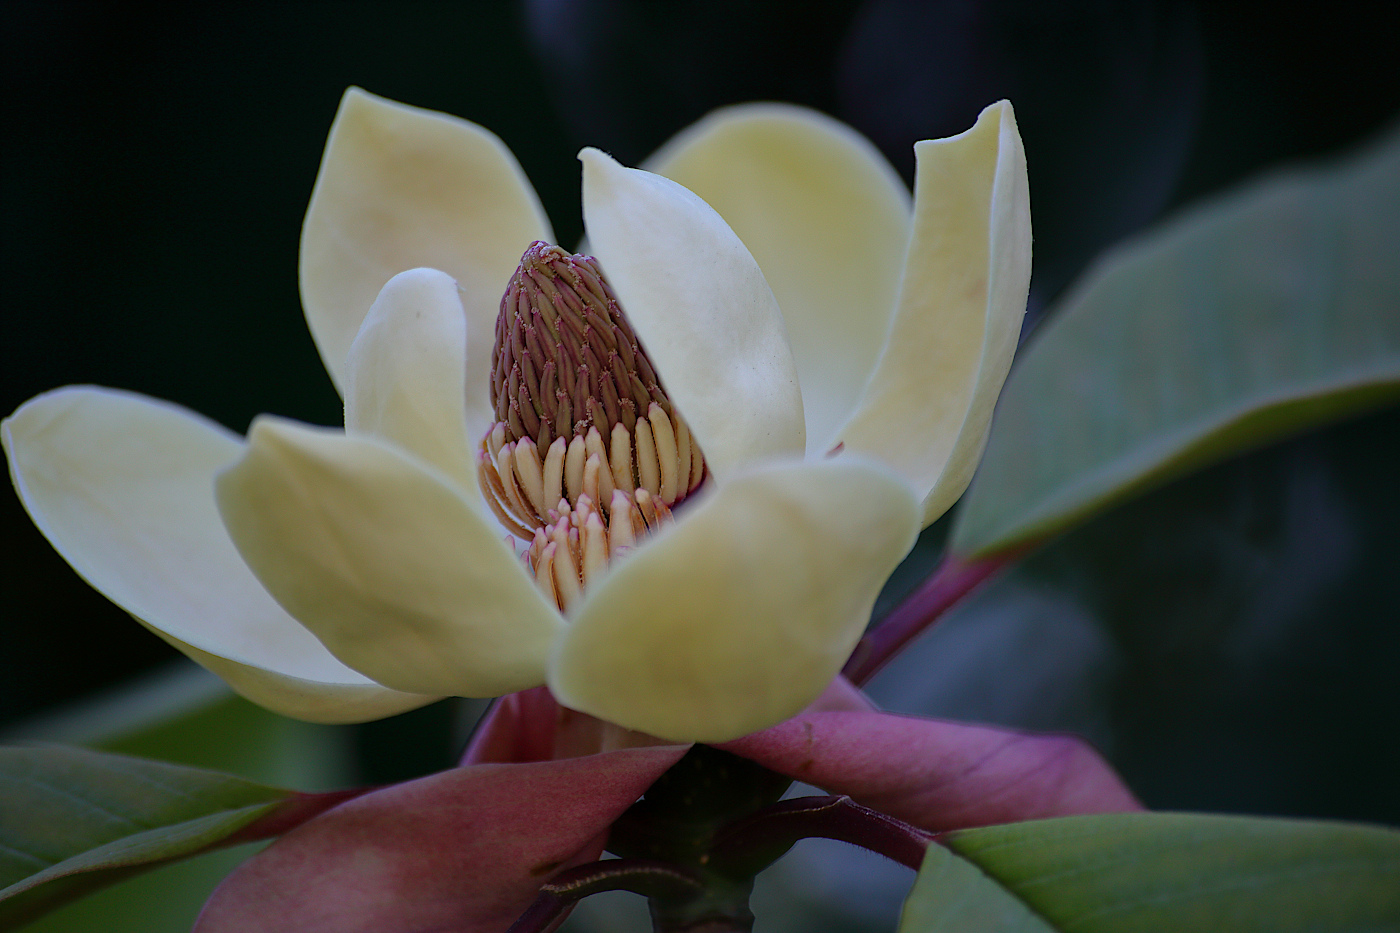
195,745 -> 687,933
722,711 -> 1141,832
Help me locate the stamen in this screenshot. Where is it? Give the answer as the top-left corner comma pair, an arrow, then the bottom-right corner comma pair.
564,435 -> 586,502
477,454 -> 536,541
609,489 -> 636,556
609,423 -> 633,494
635,488 -> 660,529
512,439 -> 548,517
551,529 -> 582,611
648,403 -> 679,503
584,427 -> 614,505
535,539 -> 559,607
635,416 -> 660,498
542,436 -> 566,510
496,445 -> 533,523
581,506 -> 609,583
582,453 -> 602,510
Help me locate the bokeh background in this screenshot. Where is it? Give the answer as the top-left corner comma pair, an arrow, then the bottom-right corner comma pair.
3,2 -> 1398,930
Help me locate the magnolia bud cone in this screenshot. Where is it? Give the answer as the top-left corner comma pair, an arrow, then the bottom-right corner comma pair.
478,243 -> 707,609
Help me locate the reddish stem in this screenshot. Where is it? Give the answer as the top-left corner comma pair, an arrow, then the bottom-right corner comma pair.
842,551 -> 1019,686
708,795 -> 935,878
505,859 -> 703,933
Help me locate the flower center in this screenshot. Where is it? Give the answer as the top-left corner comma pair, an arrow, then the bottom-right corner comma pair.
477,242 -> 707,609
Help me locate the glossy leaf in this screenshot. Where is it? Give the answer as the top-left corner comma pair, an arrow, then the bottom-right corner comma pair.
0,745 -> 355,928
952,127 -> 1400,557
900,812 -> 1400,931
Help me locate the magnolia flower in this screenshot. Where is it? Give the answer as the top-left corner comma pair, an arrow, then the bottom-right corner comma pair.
3,89 -> 1029,743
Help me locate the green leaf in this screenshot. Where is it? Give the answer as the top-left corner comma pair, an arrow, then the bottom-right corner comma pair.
0,663 -> 358,931
898,843 -> 1056,932
951,127 -> 1400,557
900,813 -> 1400,932
0,746 -> 293,929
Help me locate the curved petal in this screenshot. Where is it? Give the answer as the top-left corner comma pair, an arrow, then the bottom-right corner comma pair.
549,458 -> 919,743
580,148 -> 805,475
837,101 -> 1032,525
195,746 -> 689,933
215,417 -> 562,697
301,87 -> 553,396
1,387 -> 433,723
646,104 -> 912,453
344,267 -> 478,493
722,711 -> 1141,832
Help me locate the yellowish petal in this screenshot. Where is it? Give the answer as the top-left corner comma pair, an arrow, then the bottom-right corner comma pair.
143,630 -> 436,724
1,387 -> 434,723
301,87 -> 553,396
646,104 -> 911,454
580,148 -> 806,475
344,268 -> 478,493
549,458 -> 919,743
215,418 -> 562,697
837,101 -> 1031,526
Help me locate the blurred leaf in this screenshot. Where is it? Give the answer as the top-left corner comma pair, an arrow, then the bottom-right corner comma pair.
901,813 -> 1400,931
2,661 -> 353,789
952,126 -> 1400,557
7,845 -> 261,933
0,746 -> 290,927
1,663 -> 356,931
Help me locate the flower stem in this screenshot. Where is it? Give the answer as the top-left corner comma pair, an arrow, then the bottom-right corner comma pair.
842,550 -> 1021,686
505,859 -> 704,933
707,795 -> 935,879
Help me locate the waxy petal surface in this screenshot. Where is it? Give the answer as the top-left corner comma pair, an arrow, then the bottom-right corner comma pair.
647,104 -> 912,454
550,459 -> 919,743
344,268 -> 477,493
1,388 -> 433,722
723,711 -> 1141,832
215,418 -> 561,697
195,745 -> 689,933
581,147 -> 806,476
838,101 -> 1032,525
301,88 -> 552,397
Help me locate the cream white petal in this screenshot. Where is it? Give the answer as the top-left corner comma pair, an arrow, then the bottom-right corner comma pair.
144,629 -> 434,724
646,104 -> 912,454
548,458 -> 920,743
301,87 -> 553,397
1,387 -> 434,723
837,101 -> 1031,525
580,147 -> 806,475
215,418 -> 562,697
344,267 -> 478,493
